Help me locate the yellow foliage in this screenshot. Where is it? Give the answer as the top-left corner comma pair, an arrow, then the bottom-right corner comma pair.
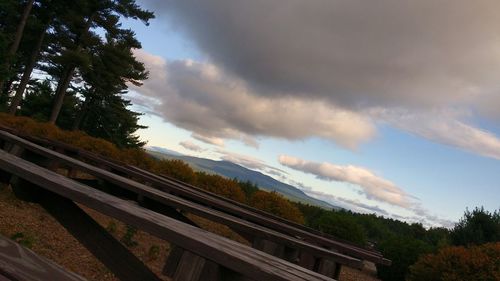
0,114 -> 305,224
249,191 -> 305,224
408,242 -> 500,281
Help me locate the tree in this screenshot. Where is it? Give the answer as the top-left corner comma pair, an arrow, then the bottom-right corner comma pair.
8,0 -> 71,114
408,243 -> 500,281
47,0 -> 153,124
450,207 -> 500,246
0,0 -> 35,92
377,235 -> 433,281
249,191 -> 305,224
311,212 -> 367,246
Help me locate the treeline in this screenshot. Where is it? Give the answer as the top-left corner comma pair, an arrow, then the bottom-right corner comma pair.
0,0 -> 153,148
1,114 -> 498,280
295,201 -> 500,281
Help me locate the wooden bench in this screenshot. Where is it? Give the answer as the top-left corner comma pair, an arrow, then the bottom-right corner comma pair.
0,149 -> 336,281
0,130 -> 362,279
0,234 -> 86,281
0,129 -> 389,265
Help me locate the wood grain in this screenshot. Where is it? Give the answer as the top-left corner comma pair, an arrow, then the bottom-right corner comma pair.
0,235 -> 86,281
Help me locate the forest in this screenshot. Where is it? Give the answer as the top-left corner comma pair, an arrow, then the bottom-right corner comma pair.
1,1 -> 499,281
0,0 -> 152,148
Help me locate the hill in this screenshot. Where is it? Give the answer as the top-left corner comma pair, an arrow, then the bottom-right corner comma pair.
147,150 -> 339,210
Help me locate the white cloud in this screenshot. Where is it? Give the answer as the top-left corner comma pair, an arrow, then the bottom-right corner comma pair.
179,140 -> 204,152
216,149 -> 287,177
373,108 -> 500,160
279,155 -> 455,227
279,155 -> 413,208
192,133 -> 225,147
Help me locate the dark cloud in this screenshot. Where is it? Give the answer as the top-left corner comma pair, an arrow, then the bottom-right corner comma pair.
146,0 -> 500,111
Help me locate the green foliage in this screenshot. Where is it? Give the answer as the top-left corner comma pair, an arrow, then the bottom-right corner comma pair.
450,207 -> 500,246
408,242 -> 500,281
377,235 -> 433,281
147,245 -> 161,261
238,180 -> 259,200
121,225 -> 138,247
311,211 -> 367,245
10,232 -> 35,249
106,221 -> 117,234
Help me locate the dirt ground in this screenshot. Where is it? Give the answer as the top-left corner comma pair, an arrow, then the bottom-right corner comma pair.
0,184 -> 380,281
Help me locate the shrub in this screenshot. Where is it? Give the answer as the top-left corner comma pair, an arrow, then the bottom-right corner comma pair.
408,242 -> 500,281
377,235 -> 433,281
249,191 -> 305,224
311,212 -> 367,245
195,172 -> 246,203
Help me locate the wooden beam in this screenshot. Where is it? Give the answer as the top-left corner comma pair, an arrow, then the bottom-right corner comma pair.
0,150 -> 334,281
0,131 -> 363,269
38,190 -> 161,281
0,234 -> 86,281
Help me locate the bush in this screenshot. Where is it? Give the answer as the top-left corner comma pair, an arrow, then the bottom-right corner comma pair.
0,114 -> 305,225
377,235 -> 433,281
195,172 -> 246,203
408,242 -> 500,281
311,212 -> 367,246
249,191 -> 304,224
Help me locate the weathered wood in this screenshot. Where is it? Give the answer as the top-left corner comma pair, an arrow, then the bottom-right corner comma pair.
4,131 -> 362,258
0,150 -> 334,281
317,259 -> 338,279
163,245 -> 185,277
0,131 -> 363,269
38,191 -> 161,281
253,238 -> 285,258
173,250 -> 221,281
0,234 -> 86,281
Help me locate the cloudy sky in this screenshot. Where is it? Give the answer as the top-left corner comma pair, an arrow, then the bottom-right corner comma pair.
124,0 -> 500,227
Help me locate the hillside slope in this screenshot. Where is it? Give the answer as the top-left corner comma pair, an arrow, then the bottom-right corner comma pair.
148,150 -> 339,209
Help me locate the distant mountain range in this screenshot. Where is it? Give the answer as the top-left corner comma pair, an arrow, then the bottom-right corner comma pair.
147,149 -> 339,210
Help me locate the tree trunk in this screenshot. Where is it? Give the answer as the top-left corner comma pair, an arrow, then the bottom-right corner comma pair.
9,28 -> 47,115
0,0 -> 35,91
48,13 -> 95,124
48,66 -> 75,124
72,95 -> 92,130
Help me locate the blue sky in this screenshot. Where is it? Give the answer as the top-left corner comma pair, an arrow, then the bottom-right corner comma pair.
121,1 -> 500,227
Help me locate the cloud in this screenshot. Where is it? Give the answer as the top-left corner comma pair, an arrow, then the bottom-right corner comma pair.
192,134 -> 225,147
279,155 -> 414,208
373,108 -> 500,160
148,0 -> 500,112
216,149 -> 287,178
132,50 -> 376,149
179,140 -> 204,152
289,178 -> 453,227
282,159 -> 455,227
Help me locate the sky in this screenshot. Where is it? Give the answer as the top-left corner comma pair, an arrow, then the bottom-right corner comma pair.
122,0 -> 500,227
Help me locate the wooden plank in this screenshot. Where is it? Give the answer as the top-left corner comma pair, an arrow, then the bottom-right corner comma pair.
0,234 -> 86,281
0,131 -> 363,269
173,250 -> 221,281
38,191 -> 161,281
0,150 -> 333,281
9,132 -> 374,260
163,245 -> 185,277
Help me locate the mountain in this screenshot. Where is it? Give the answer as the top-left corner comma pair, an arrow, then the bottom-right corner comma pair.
147,150 -> 339,209
147,146 -> 184,156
